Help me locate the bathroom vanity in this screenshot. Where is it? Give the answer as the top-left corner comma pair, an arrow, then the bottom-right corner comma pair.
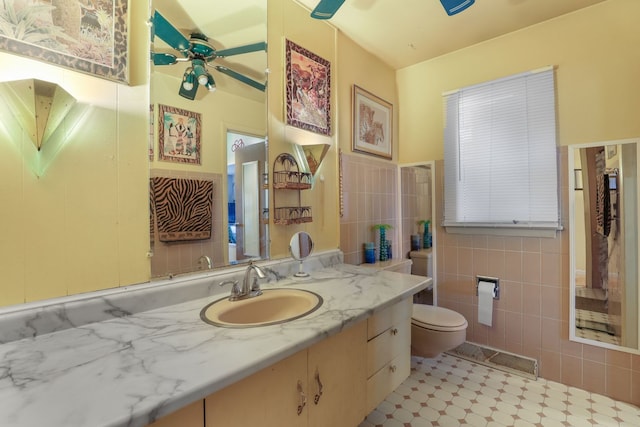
0,253 -> 429,427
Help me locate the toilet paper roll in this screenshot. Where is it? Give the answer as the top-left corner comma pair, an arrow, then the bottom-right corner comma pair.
477,281 -> 495,327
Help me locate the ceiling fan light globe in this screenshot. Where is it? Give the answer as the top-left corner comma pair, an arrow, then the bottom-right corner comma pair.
197,74 -> 209,86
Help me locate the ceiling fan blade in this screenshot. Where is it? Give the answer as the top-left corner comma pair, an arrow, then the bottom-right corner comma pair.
311,0 -> 345,20
214,66 -> 266,92
215,42 -> 267,58
440,0 -> 475,16
152,10 -> 191,53
152,52 -> 177,66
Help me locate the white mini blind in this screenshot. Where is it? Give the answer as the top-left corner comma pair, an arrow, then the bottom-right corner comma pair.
443,67 -> 560,229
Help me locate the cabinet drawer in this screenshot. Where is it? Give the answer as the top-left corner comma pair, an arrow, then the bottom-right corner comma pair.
365,352 -> 411,414
367,298 -> 412,340
366,319 -> 410,377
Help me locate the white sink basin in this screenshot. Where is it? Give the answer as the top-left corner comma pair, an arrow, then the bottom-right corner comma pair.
200,288 -> 323,328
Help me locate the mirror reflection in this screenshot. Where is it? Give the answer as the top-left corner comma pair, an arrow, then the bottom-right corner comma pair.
226,130 -> 268,265
290,232 -> 314,278
149,0 -> 268,278
570,139 -> 639,352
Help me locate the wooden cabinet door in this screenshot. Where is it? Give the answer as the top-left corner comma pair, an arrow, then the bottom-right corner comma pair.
307,321 -> 367,427
205,350 -> 307,427
146,400 -> 203,427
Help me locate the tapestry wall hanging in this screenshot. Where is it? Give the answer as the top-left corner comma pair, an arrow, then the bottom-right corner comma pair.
285,39 -> 331,136
158,104 -> 201,165
0,0 -> 130,83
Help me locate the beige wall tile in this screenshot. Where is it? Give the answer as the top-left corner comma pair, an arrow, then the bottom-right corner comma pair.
607,349 -> 632,369
522,284 -> 541,316
503,251 -> 523,282
582,360 -> 606,395
522,252 -> 541,284
540,350 -> 561,382
561,354 -> 583,389
502,281 -> 523,314
523,314 -> 542,349
583,343 -> 606,363
606,365 -> 632,403
541,285 -> 562,320
541,317 -> 561,352
457,247 -> 473,276
632,354 -> 640,372
541,252 -> 562,286
632,371 -> 640,407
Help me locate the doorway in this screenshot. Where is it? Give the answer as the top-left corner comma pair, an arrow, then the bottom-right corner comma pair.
226,130 -> 268,264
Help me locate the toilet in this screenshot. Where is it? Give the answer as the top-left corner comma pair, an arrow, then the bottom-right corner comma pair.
411,303 -> 468,358
408,249 -> 467,357
360,254 -> 467,358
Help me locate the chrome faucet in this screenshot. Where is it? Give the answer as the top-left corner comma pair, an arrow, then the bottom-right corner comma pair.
242,261 -> 265,297
198,255 -> 212,270
221,261 -> 266,301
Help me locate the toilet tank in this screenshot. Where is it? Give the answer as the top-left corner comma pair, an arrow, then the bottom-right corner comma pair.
409,250 -> 432,278
379,258 -> 413,274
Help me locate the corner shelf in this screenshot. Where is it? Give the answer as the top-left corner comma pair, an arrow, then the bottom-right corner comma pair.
272,153 -> 312,225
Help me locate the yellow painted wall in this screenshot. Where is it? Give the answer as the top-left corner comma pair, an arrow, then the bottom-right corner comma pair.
397,0 -> 640,163
267,0 -> 398,259
335,34 -> 398,159
6,0 -> 635,308
0,1 -> 150,306
267,0 -> 338,258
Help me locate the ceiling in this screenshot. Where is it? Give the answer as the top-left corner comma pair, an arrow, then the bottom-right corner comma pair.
150,0 -> 607,97
295,0 -> 607,70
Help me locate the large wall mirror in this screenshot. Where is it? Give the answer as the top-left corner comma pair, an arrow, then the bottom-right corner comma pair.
150,0 -> 268,278
569,138 -> 639,354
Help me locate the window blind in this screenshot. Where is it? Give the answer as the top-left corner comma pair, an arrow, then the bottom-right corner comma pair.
443,67 -> 560,230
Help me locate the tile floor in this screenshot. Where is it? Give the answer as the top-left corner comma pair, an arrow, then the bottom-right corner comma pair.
360,353 -> 640,427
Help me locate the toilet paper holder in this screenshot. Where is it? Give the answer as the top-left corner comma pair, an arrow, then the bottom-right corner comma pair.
476,276 -> 500,300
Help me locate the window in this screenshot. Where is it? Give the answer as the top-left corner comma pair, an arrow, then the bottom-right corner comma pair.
443,67 -> 560,233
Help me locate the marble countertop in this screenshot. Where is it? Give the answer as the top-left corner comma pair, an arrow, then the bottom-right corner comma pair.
0,263 -> 429,427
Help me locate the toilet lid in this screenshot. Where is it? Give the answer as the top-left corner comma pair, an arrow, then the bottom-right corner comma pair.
412,304 -> 468,332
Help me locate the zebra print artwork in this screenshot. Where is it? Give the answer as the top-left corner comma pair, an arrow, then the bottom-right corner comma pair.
151,177 -> 214,242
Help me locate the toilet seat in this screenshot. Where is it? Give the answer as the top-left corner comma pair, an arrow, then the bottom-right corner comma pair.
412,304 -> 468,332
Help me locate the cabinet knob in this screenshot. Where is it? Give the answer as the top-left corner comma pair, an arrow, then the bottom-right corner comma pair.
297,380 -> 306,415
389,365 -> 397,373
314,369 -> 324,404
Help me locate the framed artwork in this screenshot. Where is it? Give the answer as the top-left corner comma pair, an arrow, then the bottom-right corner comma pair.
158,104 -> 201,165
0,0 -> 129,83
352,85 -> 392,159
285,39 -> 331,136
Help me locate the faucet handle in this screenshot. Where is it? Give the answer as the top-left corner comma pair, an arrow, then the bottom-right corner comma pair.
219,279 -> 237,287
220,280 -> 242,300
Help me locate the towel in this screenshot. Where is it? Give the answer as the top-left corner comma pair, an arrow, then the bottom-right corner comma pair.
151,177 -> 214,242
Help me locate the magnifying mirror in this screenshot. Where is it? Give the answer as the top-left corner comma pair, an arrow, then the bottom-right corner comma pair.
290,231 -> 314,278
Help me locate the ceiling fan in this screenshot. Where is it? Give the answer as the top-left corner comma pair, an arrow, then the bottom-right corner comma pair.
310,0 -> 474,19
151,10 -> 267,100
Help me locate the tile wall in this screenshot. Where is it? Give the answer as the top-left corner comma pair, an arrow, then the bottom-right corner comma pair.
340,153 -> 399,265
340,148 -> 639,407
434,150 -> 640,407
150,169 -> 225,278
